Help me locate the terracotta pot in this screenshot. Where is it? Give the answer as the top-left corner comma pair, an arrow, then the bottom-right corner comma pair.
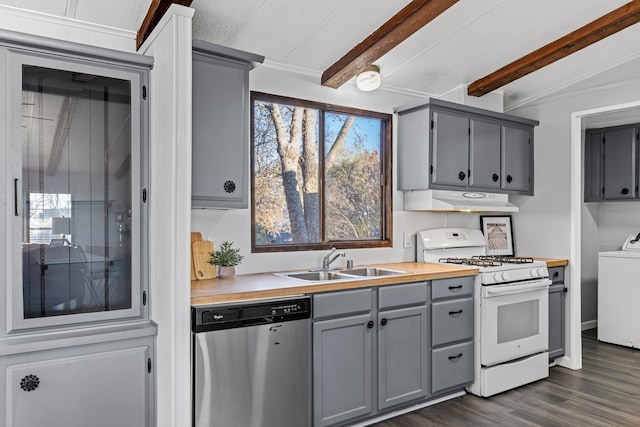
217,266 -> 236,278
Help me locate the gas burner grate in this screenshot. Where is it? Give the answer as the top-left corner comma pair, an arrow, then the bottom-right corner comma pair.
439,257 -> 503,267
472,256 -> 534,264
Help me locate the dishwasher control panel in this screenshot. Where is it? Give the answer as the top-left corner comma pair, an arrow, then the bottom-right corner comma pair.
192,297 -> 311,332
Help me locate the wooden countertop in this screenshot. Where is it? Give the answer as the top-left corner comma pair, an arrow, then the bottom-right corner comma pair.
536,258 -> 569,268
191,259 -> 569,305
191,262 -> 478,305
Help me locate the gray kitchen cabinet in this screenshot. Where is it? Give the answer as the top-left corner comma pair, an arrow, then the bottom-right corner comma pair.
396,98 -> 538,195
548,267 -> 566,361
431,109 -> 470,188
313,282 -> 445,426
0,30 -> 156,427
584,124 -> 640,201
502,123 -> 533,192
2,335 -> 154,427
313,289 -> 374,427
377,283 -> 429,410
192,40 -> 263,209
430,277 -> 474,394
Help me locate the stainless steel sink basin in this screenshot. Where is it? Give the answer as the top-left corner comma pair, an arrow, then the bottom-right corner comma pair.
338,267 -> 406,277
279,271 -> 355,282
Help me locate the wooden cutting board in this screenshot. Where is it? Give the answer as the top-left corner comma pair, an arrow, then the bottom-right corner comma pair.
190,232 -> 202,280
192,240 -> 217,280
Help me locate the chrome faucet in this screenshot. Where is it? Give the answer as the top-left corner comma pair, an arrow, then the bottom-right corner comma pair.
322,247 -> 345,270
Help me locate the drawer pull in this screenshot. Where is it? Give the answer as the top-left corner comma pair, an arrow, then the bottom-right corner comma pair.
448,309 -> 463,317
448,285 -> 463,292
448,353 -> 463,362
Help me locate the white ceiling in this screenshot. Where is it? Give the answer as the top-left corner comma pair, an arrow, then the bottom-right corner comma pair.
3,0 -> 640,110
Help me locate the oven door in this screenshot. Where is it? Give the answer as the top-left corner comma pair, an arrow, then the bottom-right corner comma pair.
480,278 -> 551,366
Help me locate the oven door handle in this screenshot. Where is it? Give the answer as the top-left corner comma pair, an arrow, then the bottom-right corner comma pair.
485,281 -> 550,297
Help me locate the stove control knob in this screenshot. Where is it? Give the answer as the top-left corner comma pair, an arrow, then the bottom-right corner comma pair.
493,273 -> 503,282
538,267 -> 547,277
530,269 -> 539,278
502,272 -> 510,282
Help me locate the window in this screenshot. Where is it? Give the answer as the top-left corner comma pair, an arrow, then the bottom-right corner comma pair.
251,92 -> 392,252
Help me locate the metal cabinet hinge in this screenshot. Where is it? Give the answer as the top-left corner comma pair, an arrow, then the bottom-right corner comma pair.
147,357 -> 152,373
143,290 -> 147,305
143,85 -> 147,100
142,188 -> 147,203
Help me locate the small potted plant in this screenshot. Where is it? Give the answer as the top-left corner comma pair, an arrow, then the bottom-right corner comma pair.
209,241 -> 243,278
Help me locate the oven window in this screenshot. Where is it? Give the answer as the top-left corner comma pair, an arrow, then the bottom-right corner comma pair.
497,300 -> 539,343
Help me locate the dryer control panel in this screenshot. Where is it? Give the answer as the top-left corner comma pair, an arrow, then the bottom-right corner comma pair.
623,233 -> 640,251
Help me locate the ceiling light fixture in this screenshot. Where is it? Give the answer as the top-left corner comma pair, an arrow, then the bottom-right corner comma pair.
356,65 -> 381,91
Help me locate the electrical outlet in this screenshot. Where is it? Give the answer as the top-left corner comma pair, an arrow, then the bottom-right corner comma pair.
403,233 -> 414,249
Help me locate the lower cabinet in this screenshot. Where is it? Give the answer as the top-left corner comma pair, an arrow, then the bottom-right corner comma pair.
1,335 -> 154,427
313,281 -> 461,427
430,277 -> 474,394
548,267 -> 566,361
378,300 -> 429,410
313,312 -> 374,426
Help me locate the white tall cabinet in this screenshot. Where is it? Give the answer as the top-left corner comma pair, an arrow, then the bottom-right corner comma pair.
0,29 -> 155,427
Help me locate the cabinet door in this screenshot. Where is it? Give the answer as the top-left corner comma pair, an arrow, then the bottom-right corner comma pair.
431,341 -> 473,393
584,129 -> 604,201
192,53 -> 249,208
548,284 -> 565,360
7,50 -> 147,333
378,305 -> 429,410
603,127 -> 636,200
431,110 -> 469,187
469,118 -> 501,189
313,314 -> 373,427
5,343 -> 151,427
501,124 -> 533,193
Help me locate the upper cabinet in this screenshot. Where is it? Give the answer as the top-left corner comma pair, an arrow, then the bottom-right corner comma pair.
0,32 -> 152,335
192,40 -> 264,209
397,98 -> 538,195
585,124 -> 639,202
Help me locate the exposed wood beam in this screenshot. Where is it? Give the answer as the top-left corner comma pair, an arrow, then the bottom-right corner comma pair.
321,0 -> 459,89
137,0 -> 193,50
468,0 -> 640,97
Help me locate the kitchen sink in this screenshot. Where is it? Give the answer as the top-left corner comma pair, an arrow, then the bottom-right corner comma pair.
279,271 -> 356,282
338,267 -> 406,277
276,267 -> 407,283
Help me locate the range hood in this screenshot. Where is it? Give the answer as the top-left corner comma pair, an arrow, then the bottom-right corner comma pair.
403,190 -> 519,212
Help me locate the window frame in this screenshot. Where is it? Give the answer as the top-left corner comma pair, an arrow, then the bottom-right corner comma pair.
250,91 -> 392,253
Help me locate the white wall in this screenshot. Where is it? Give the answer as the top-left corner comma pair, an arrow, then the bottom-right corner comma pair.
191,65 -> 501,274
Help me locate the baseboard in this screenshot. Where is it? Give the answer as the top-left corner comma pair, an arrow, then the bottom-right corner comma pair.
581,320 -> 597,331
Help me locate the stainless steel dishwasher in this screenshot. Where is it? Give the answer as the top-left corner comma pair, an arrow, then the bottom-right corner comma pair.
192,296 -> 311,427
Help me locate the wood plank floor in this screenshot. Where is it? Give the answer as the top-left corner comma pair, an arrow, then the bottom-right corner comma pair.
372,330 -> 640,427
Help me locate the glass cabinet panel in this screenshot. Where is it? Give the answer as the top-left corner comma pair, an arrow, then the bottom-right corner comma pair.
9,51 -> 147,331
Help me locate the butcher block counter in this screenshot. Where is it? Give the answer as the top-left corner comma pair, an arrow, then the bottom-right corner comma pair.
191,259 -> 568,305
191,262 -> 478,305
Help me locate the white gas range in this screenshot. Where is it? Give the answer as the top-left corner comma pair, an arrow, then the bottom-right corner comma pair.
417,228 -> 551,397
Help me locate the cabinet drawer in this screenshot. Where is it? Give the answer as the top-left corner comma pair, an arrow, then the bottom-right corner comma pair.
313,288 -> 373,319
431,276 -> 474,300
378,282 -> 427,310
431,298 -> 473,346
431,341 -> 474,393
548,267 -> 564,284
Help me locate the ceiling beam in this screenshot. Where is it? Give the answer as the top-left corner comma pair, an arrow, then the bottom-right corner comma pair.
321,0 -> 459,89
468,0 -> 640,97
137,0 -> 194,50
